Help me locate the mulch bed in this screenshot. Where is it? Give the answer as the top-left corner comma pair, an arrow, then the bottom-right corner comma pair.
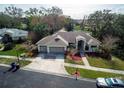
69,54 -> 82,61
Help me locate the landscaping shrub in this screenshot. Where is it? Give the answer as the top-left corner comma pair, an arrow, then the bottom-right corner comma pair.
85,52 -> 100,57
17,45 -> 28,52
27,45 -> 38,57
1,34 -> 13,44
3,42 -> 13,50
27,51 -> 34,57
85,52 -> 113,60
112,49 -> 124,60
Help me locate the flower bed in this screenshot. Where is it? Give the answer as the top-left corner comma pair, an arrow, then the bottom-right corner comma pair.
69,54 -> 82,61
71,55 -> 82,61
65,55 -> 84,65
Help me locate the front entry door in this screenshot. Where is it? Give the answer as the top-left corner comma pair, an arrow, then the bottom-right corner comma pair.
77,40 -> 84,51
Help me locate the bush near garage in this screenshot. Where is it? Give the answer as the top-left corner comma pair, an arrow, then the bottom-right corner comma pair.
3,42 -> 13,50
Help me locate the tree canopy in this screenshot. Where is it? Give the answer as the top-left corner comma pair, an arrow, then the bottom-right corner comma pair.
0,5 -> 124,59
4,5 -> 23,18
84,9 -> 124,60
87,10 -> 117,40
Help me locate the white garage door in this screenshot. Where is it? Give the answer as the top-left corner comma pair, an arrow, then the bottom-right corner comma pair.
39,46 -> 47,53
49,47 -> 65,53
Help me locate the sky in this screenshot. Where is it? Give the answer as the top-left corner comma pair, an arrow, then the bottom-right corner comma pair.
0,4 -> 124,19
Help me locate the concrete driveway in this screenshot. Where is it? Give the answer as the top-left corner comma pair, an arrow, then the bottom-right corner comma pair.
24,53 -> 68,75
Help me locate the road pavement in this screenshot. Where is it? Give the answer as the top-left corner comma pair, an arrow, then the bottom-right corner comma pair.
0,66 -> 96,88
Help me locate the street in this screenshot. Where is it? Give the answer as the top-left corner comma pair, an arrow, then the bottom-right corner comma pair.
0,66 -> 96,88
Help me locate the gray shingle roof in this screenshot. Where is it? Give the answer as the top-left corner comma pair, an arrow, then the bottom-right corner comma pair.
36,36 -> 53,45
55,31 -> 100,44
46,35 -> 68,46
36,31 -> 100,46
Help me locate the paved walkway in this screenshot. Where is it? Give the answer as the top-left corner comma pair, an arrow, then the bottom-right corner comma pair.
82,57 -> 90,67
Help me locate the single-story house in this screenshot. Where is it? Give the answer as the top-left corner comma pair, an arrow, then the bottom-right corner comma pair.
0,28 -> 28,41
36,30 -> 100,54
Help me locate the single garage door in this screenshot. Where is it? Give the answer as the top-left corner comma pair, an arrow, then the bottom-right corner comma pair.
39,46 -> 47,53
49,47 -> 65,53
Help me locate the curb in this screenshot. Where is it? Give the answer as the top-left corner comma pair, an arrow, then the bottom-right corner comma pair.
0,63 -> 95,82
23,67 -> 96,82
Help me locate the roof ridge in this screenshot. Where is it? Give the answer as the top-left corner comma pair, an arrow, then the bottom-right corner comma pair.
36,35 -> 52,44
45,34 -> 68,46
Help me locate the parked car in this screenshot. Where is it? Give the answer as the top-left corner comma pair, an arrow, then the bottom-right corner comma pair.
96,78 -> 124,88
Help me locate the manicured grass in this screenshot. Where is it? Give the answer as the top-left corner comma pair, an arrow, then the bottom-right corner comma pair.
0,58 -> 31,67
65,66 -> 124,79
65,55 -> 84,65
0,44 -> 27,56
87,56 -> 124,71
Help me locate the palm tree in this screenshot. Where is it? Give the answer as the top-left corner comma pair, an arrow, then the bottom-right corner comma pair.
100,35 -> 119,60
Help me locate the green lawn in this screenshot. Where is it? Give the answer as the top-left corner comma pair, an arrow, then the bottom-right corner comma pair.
0,58 -> 31,67
65,66 -> 124,79
87,56 -> 124,71
65,55 -> 84,65
0,44 -> 27,56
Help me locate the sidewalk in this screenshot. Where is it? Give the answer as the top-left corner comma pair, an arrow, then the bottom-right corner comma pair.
0,55 -> 33,61
1,55 -> 124,75
65,63 -> 124,75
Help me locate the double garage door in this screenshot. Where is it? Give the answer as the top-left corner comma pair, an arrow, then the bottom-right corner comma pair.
49,47 -> 65,53
39,46 -> 65,53
39,46 -> 47,53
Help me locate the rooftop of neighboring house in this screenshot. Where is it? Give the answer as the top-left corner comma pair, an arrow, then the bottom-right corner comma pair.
0,28 -> 28,36
0,28 -> 28,34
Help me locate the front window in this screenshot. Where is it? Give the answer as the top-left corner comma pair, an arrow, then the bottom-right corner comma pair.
91,46 -> 97,52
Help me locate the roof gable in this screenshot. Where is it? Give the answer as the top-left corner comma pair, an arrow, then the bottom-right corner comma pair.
36,36 -> 53,45
46,35 -> 68,46
88,39 -> 100,45
36,30 -> 100,46
36,35 -> 68,46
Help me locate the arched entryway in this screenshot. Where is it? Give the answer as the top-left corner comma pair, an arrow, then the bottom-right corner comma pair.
77,40 -> 84,51
76,35 -> 86,54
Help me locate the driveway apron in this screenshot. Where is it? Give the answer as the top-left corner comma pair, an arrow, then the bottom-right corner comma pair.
24,54 -> 68,75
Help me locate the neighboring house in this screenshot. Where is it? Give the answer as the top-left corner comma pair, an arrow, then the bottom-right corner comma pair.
0,36 -> 2,43
36,30 -> 100,54
0,28 -> 28,41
